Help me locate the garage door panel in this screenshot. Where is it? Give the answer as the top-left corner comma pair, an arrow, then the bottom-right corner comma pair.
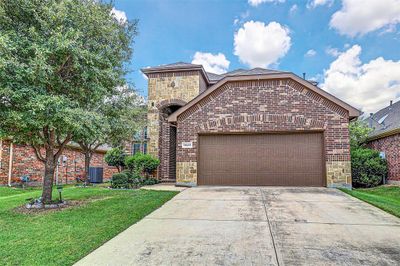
198,133 -> 325,186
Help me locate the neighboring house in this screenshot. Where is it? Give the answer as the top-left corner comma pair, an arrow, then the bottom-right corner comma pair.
0,140 -> 116,186
142,62 -> 360,188
366,100 -> 400,185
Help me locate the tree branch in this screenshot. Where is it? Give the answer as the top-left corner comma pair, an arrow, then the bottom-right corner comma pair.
56,135 -> 62,146
32,145 -> 46,163
94,142 -> 102,150
55,134 -> 72,160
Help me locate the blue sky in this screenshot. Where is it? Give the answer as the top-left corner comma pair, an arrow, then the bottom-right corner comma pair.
113,0 -> 400,114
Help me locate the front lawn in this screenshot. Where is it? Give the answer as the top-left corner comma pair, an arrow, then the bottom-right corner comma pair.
340,186 -> 400,218
0,186 -> 178,265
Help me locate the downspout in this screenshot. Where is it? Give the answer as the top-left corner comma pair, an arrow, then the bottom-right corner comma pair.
8,142 -> 13,186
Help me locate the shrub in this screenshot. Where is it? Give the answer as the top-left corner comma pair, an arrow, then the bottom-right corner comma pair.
349,120 -> 372,149
105,148 -> 126,172
124,153 -> 159,177
140,178 -> 160,186
351,147 -> 388,188
121,170 -> 141,188
124,155 -> 137,172
110,173 -> 129,189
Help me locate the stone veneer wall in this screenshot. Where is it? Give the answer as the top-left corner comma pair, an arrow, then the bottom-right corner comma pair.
0,140 -> 116,185
175,79 -> 352,188
146,71 -> 203,179
368,133 -> 400,184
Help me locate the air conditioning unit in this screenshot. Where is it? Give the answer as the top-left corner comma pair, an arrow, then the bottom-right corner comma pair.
89,167 -> 103,183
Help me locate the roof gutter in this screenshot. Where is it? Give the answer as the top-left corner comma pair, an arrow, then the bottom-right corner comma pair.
367,128 -> 400,142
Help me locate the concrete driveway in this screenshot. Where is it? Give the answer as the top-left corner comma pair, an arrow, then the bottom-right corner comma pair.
76,187 -> 400,266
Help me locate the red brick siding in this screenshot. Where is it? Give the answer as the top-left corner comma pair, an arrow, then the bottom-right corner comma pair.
0,141 -> 117,185
368,133 -> 400,181
176,79 -> 350,183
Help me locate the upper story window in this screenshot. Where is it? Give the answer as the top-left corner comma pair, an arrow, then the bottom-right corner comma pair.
143,143 -> 147,154
132,143 -> 141,155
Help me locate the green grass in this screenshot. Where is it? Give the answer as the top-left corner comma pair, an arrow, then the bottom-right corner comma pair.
340,186 -> 400,218
0,185 -> 178,266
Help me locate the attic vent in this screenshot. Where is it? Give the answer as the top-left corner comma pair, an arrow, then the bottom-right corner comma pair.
378,114 -> 389,124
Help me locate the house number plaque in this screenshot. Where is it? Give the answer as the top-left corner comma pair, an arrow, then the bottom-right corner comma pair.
182,142 -> 193,148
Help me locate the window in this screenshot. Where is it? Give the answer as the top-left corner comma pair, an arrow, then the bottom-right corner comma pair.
143,126 -> 148,139
132,143 -> 141,155
143,143 -> 147,154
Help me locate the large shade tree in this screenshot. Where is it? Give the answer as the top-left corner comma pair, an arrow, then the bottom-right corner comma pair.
0,0 -> 137,202
75,86 -> 146,183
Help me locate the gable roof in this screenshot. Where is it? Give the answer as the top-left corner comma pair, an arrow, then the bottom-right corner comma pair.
224,68 -> 286,76
206,68 -> 286,83
168,71 -> 361,122
366,100 -> 400,140
206,72 -> 223,82
141,62 -> 288,85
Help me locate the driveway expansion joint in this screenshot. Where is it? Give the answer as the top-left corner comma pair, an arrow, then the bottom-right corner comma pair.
260,188 -> 281,266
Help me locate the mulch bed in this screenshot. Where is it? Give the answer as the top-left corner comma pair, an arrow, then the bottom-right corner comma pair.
14,200 -> 85,215
14,196 -> 113,215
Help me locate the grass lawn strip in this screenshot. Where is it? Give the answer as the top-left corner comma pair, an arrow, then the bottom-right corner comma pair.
340,186 -> 400,218
0,186 -> 178,266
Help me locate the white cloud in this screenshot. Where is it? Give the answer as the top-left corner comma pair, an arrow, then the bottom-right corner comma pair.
192,52 -> 230,74
233,10 -> 250,26
321,45 -> 400,114
248,0 -> 285,7
307,0 -> 334,9
289,4 -> 298,14
325,46 -> 341,57
234,21 -> 291,68
111,7 -> 127,23
305,49 -> 317,57
330,0 -> 400,37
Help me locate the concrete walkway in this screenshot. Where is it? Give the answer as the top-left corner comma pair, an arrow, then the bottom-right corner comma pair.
76,187 -> 400,266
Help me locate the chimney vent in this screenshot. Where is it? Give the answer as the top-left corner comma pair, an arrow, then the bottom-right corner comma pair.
302,73 -> 306,79
390,100 -> 393,106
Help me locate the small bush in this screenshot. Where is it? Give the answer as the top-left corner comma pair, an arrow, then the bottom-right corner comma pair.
140,178 -> 160,186
351,147 -> 387,188
124,153 -> 159,177
124,155 -> 136,172
122,170 -> 141,188
110,173 -> 129,189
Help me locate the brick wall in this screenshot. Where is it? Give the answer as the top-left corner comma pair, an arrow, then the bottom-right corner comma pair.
176,79 -> 351,187
0,140 -> 117,186
368,133 -> 400,183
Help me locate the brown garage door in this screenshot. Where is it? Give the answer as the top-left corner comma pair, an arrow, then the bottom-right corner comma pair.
198,133 -> 325,186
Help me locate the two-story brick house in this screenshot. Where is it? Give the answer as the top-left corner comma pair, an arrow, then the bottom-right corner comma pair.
142,62 -> 360,188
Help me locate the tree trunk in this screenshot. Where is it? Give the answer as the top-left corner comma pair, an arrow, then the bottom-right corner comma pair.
84,152 -> 92,184
42,153 -> 55,203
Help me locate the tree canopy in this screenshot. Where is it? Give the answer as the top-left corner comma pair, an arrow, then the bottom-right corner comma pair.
349,120 -> 373,149
0,0 -> 138,202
